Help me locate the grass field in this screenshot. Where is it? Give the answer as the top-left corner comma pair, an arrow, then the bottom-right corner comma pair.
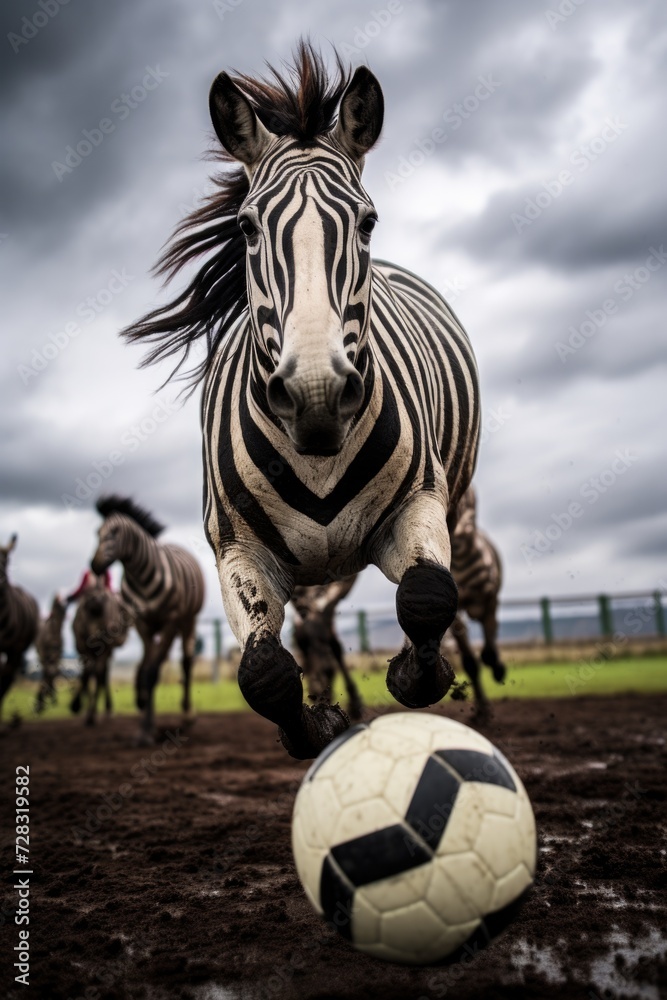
3,656 -> 667,722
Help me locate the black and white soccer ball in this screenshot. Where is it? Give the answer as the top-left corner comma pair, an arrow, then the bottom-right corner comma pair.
292,713 -> 536,964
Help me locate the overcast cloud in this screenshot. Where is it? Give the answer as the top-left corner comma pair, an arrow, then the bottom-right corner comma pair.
2,0 -> 665,642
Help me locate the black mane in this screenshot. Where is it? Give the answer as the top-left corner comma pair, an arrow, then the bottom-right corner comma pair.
121,40 -> 350,389
96,495 -> 165,538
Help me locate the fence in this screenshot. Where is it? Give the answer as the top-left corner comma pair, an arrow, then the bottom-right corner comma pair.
40,588 -> 666,680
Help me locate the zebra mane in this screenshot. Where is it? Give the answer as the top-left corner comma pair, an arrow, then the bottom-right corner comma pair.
122,40 -> 351,389
96,495 -> 165,538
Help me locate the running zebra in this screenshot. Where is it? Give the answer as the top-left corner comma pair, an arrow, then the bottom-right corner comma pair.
0,535 -> 39,709
292,575 -> 363,720
70,574 -> 130,726
90,496 -> 205,742
122,43 -> 480,758
450,486 -> 506,715
35,594 -> 67,713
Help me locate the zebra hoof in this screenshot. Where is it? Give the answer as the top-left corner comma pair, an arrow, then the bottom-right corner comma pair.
386,646 -> 455,709
70,695 -> 82,714
481,644 -> 506,683
134,730 -> 154,747
279,703 -> 350,760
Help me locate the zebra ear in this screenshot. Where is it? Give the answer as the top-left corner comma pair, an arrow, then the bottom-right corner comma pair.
333,66 -> 384,164
209,72 -> 272,169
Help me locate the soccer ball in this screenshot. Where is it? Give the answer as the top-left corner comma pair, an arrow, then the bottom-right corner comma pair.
292,713 -> 536,964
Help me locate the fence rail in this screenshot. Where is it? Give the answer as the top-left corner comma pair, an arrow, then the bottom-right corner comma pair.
192,588 -> 667,674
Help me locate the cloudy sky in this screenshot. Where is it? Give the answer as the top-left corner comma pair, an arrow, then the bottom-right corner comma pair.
2,0 -> 666,643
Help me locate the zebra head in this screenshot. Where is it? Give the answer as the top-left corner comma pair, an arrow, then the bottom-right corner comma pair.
0,534 -> 17,588
92,514 -> 124,574
209,66 -> 384,455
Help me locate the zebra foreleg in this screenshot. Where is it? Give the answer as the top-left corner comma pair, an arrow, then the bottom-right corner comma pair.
218,548 -> 349,759
331,634 -> 363,720
375,493 -> 458,709
180,621 -> 196,725
136,624 -> 177,743
479,600 -> 506,683
451,614 -> 489,718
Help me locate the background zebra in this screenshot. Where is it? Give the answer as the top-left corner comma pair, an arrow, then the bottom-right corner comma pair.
35,594 -> 66,713
0,534 -> 39,710
122,43 -> 479,758
70,574 -> 130,726
90,496 -> 205,742
292,576 -> 363,720
450,486 -> 506,716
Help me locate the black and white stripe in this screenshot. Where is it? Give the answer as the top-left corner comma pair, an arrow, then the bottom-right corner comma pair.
450,487 -> 506,713
0,535 -> 39,707
91,496 -> 204,740
121,45 -> 480,757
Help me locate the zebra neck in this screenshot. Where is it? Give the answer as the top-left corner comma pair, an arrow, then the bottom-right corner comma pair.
121,528 -> 165,598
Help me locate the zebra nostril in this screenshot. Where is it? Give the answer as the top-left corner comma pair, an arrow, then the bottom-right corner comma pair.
267,373 -> 298,418
338,370 -> 364,419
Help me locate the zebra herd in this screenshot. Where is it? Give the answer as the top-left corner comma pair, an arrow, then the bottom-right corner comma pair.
0,498 -> 204,739
1,43 -> 510,751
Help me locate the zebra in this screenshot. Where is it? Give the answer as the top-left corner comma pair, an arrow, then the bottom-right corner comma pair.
70,574 -> 130,726
449,486 -> 506,715
90,496 -> 205,742
292,575 -> 363,720
0,535 -> 39,710
122,43 -> 480,758
35,594 -> 67,713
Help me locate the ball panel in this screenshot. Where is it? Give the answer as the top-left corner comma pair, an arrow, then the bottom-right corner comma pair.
331,822 -> 431,887
331,796 -> 398,846
428,851 -> 496,923
488,860 -> 534,913
379,899 -> 446,954
434,748 -> 517,792
382,749 -> 437,818
474,812 -> 530,879
404,755 -> 461,850
319,855 -> 354,940
331,746 -> 395,807
435,781 -> 486,856
291,811 -> 327,910
350,889 -> 381,946
359,860 -> 434,914
368,716 -> 435,757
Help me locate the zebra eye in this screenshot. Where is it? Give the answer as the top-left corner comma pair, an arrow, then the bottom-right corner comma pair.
359,215 -> 377,238
239,216 -> 258,240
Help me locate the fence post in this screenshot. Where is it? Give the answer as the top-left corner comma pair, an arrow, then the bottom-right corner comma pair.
598,594 -> 613,638
540,597 -> 553,645
654,591 -> 666,637
357,610 -> 370,653
212,619 -> 222,684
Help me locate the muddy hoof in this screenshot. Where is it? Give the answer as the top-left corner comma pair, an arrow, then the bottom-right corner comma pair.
279,703 -> 350,760
471,702 -> 493,725
481,645 -> 506,683
386,646 -> 455,709
70,696 -> 82,714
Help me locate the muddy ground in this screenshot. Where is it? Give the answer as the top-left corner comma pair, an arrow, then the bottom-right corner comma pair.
1,694 -> 666,1000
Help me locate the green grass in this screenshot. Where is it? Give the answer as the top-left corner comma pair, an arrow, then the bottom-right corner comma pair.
4,656 -> 667,723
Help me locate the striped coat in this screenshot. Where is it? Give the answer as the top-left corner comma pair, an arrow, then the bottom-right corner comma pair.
0,536 -> 39,706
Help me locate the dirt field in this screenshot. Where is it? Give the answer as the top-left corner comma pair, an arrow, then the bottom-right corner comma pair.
1,694 -> 666,1000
